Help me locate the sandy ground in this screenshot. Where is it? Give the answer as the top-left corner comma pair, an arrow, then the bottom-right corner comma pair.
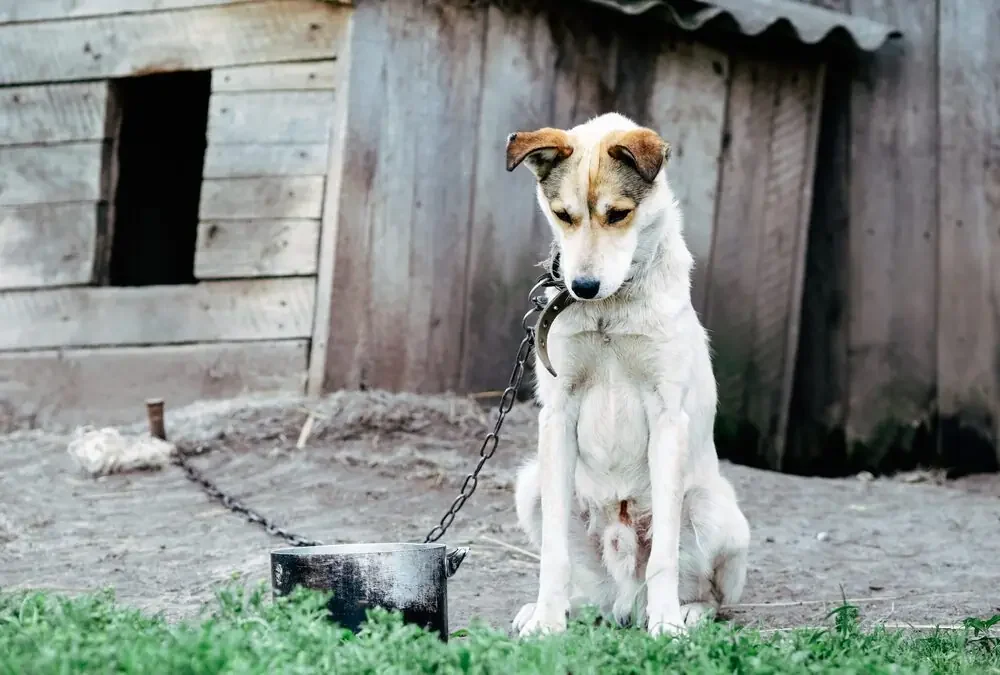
1,390 -> 998,632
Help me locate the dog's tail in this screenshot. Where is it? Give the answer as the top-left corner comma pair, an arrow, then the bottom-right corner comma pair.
514,458 -> 543,547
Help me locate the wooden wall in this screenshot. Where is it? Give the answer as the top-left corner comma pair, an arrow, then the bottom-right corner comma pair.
790,0 -> 1000,473
321,0 -> 824,472
0,0 -> 352,428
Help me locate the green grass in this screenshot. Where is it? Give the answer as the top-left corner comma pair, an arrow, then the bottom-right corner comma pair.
1,583 -> 998,675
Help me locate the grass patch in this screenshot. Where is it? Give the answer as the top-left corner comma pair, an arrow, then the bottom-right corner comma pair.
1,583 -> 998,674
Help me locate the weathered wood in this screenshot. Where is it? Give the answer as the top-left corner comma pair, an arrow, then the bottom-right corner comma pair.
0,0 -> 233,24
771,63 -> 825,469
207,91 -> 336,144
0,1 -> 350,86
198,177 -> 326,219
0,277 -> 315,350
308,18 -> 354,396
0,203 -> 98,290
707,59 -> 777,445
194,219 -> 320,278
707,57 -> 823,469
0,340 -> 308,429
0,82 -> 108,145
212,60 -> 341,92
458,6 -> 557,394
0,142 -> 103,206
643,39 -> 729,316
326,0 -> 485,393
846,0 -> 939,456
786,63 -> 852,470
937,2 -> 1000,460
203,143 -> 331,178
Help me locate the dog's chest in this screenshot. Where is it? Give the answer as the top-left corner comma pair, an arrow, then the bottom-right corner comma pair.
548,310 -> 661,503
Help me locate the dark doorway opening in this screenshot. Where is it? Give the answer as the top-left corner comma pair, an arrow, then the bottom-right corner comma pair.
107,70 -> 210,287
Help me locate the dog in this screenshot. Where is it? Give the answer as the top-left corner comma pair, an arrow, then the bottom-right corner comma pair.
505,112 -> 750,637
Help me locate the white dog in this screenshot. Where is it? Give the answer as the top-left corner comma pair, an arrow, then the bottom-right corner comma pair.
505,112 -> 750,637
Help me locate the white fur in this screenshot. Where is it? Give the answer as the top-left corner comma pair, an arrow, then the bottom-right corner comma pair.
512,113 -> 751,638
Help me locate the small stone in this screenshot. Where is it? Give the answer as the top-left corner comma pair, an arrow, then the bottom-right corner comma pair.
816,531 -> 830,542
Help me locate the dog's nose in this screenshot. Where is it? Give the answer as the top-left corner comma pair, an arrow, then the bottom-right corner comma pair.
570,277 -> 601,300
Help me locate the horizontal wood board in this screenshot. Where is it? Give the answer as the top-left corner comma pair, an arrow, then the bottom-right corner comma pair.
194,219 -> 320,278
0,1 -> 350,86
0,203 -> 99,290
0,340 -> 308,430
0,277 -> 315,350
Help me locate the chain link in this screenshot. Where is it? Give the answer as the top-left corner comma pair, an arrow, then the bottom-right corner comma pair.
173,265 -> 563,548
172,448 -> 325,547
422,326 -> 535,543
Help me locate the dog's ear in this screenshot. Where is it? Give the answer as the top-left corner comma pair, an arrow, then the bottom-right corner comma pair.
505,128 -> 573,179
607,128 -> 670,183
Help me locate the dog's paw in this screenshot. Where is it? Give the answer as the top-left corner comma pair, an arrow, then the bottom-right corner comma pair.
647,609 -> 686,638
515,602 -> 569,637
511,603 -> 536,634
680,602 -> 716,628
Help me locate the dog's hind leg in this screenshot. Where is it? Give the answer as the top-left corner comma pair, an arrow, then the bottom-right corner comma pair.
513,458 -> 612,632
676,476 -> 750,627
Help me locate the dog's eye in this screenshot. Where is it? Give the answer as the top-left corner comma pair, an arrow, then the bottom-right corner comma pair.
606,208 -> 632,224
553,210 -> 573,224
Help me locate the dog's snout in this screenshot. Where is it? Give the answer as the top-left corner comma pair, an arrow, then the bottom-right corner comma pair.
571,277 -> 601,300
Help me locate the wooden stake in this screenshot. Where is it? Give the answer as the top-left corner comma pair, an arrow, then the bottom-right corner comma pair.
146,398 -> 166,440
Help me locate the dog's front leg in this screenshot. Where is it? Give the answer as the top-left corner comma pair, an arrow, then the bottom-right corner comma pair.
644,387 -> 688,637
519,403 -> 578,637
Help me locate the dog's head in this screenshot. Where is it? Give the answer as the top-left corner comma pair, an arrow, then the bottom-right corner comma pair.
506,113 -> 673,301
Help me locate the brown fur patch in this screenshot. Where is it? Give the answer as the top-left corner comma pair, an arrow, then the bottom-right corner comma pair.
619,500 -> 632,526
505,128 -> 573,178
606,128 -> 670,183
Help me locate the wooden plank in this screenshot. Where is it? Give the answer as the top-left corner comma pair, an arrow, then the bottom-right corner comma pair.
706,59 -> 778,445
202,143 -> 331,178
0,277 -> 315,350
847,0 -> 939,456
457,6 -> 558,393
307,19 -> 354,396
643,39 -> 729,316
212,60 -> 341,92
0,340 -> 308,430
0,1 -> 351,86
0,1 -> 234,24
0,203 -> 98,290
194,219 -> 320,278
326,0 -> 486,393
198,177 -> 325,219
706,57 -> 823,469
937,2 -> 1000,462
762,63 -> 825,470
0,82 -> 109,145
0,142 -> 103,206
207,90 -> 336,144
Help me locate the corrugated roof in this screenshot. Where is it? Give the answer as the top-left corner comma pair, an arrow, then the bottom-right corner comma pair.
583,0 -> 902,52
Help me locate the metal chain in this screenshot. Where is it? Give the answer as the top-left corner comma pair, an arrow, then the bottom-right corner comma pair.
172,449 -> 324,548
422,262 -> 563,543
173,266 -> 562,548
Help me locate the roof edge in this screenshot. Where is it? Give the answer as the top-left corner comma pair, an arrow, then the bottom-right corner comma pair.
583,0 -> 903,53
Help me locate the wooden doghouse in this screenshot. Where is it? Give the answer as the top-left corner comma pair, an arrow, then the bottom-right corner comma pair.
0,0 -> 899,472
0,1 -> 352,427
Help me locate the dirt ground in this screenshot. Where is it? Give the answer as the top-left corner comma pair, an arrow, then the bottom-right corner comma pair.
1,390 -> 998,632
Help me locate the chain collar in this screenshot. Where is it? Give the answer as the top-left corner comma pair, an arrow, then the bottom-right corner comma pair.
530,252 -> 576,378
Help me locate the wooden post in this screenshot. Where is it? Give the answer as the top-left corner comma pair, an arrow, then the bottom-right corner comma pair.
146,397 -> 166,440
